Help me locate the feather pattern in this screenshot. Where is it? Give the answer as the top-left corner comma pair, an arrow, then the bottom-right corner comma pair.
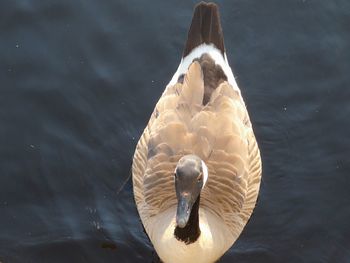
132,2 -> 261,262
132,60 -> 261,246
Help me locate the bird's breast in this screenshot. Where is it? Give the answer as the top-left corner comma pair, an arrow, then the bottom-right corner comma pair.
148,207 -> 234,263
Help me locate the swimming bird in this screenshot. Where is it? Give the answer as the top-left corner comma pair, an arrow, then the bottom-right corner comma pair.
132,2 -> 262,263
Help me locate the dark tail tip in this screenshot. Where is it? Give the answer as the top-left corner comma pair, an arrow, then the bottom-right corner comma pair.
183,2 -> 225,57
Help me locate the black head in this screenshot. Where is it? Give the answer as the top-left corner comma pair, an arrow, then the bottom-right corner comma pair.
174,155 -> 208,228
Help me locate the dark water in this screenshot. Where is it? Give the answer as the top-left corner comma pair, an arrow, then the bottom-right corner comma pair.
1,0 -> 350,262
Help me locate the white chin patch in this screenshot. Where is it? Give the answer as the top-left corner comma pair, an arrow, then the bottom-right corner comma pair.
201,160 -> 208,189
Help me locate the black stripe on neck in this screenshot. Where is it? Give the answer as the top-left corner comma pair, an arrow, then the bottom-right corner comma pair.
174,196 -> 201,244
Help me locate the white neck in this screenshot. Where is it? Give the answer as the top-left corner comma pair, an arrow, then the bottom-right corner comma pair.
147,207 -> 234,263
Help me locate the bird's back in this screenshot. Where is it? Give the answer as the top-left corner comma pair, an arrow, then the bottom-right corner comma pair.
132,2 -> 262,261
132,59 -> 261,239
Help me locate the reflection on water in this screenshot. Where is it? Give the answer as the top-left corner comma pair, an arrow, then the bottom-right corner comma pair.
0,0 -> 349,262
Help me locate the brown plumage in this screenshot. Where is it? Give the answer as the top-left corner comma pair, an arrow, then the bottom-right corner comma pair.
132,61 -> 261,241
132,2 -> 262,263
194,53 -> 227,104
183,2 -> 225,57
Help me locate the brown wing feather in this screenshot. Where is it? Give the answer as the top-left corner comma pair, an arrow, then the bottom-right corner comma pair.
132,63 -> 261,238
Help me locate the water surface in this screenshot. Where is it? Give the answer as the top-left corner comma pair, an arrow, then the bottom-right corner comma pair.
1,0 -> 350,262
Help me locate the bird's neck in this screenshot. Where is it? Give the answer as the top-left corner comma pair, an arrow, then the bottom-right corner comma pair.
174,195 -> 201,244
